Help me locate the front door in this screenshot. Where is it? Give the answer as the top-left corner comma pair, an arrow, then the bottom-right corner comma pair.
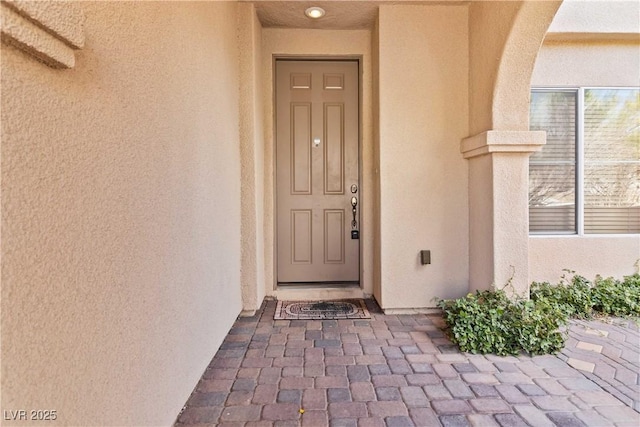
276,60 -> 360,284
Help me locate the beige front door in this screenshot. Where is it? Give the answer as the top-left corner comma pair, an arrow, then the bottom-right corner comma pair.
276,60 -> 360,284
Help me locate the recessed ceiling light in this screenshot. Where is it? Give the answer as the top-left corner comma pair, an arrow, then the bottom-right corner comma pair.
305,7 -> 325,19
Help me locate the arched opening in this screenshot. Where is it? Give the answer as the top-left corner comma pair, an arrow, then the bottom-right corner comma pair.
463,1 -> 563,295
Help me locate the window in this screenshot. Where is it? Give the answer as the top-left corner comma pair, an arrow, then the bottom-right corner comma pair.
529,91 -> 577,233
529,88 -> 640,234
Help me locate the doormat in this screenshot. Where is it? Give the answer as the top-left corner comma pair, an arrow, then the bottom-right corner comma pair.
274,299 -> 371,320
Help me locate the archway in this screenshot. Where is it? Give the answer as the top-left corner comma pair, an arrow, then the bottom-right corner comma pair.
463,0 -> 563,295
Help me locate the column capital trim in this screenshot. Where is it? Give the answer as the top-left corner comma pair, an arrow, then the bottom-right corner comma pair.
461,130 -> 546,159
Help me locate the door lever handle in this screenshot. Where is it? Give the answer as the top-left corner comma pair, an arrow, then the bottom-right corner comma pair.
351,197 -> 358,229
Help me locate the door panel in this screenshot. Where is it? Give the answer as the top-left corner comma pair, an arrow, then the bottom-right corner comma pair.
324,209 -> 345,264
291,103 -> 312,194
276,60 -> 359,284
291,210 -> 312,264
324,103 -> 344,195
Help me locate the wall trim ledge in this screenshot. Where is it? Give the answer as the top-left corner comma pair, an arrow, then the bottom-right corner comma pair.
1,0 -> 84,69
461,130 -> 546,159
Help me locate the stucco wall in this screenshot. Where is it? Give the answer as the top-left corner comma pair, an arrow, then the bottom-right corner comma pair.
531,42 -> 640,87
261,28 -> 374,296
530,237 -> 640,283
469,0 -> 561,135
377,5 -> 469,309
468,0 -> 521,135
239,3 -> 265,313
529,35 -> 640,283
548,0 -> 640,35
468,155 -> 494,293
372,19 -> 382,303
1,2 -> 241,426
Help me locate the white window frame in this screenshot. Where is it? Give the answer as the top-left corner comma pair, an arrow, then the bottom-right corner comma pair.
530,86 -> 640,237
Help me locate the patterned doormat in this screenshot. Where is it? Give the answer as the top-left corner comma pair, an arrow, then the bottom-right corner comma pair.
274,299 -> 371,320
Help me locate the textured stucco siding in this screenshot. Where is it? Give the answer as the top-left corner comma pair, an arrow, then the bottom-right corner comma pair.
468,0 -> 522,136
1,2 -> 241,425
239,3 -> 266,313
548,0 -> 640,35
531,42 -> 640,87
530,236 -> 640,283
377,5 -> 469,309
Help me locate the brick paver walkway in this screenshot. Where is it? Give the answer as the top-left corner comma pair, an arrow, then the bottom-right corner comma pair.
175,299 -> 640,427
559,318 -> 639,413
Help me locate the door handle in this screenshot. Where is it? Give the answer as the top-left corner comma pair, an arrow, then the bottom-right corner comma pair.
351,197 -> 358,229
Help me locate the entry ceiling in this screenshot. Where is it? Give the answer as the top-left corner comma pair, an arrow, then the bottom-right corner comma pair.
246,1 -> 468,30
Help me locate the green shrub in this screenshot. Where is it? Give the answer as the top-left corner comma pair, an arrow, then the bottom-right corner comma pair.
530,274 -> 594,319
515,298 -> 567,355
591,274 -> 640,316
530,272 -> 640,318
439,272 -> 640,356
437,290 -> 567,356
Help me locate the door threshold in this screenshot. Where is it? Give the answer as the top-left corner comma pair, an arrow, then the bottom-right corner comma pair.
274,284 -> 366,301
278,282 -> 360,289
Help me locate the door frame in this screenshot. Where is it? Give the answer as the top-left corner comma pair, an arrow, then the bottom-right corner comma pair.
272,55 -> 364,291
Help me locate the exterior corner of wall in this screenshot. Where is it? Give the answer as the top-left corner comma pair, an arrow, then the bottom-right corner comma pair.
371,13 -> 382,305
238,0 -> 268,311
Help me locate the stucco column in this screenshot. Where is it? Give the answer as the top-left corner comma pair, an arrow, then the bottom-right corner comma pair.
461,130 -> 545,296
